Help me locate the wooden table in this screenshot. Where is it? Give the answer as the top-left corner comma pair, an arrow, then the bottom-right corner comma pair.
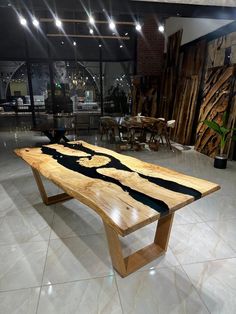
34,114 -> 76,143
15,141 -> 220,277
119,116 -> 164,148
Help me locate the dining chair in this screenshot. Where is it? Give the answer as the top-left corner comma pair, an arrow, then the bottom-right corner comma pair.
149,120 -> 173,150
100,116 -> 118,142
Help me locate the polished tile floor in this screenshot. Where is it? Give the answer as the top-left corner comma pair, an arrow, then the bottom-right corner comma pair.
0,125 -> 236,314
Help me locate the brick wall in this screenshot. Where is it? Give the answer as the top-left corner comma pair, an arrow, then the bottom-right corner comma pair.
137,15 -> 165,76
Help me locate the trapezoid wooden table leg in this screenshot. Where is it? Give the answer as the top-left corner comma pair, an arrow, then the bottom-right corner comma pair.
103,212 -> 175,278
154,212 -> 174,251
31,167 -> 73,205
103,222 -> 127,277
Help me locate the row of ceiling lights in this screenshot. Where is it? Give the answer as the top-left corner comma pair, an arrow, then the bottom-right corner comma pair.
18,15 -> 156,33
19,15 -> 142,31
19,15 -> 131,47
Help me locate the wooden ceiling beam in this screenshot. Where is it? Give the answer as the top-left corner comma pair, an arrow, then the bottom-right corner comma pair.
47,33 -> 130,40
40,18 -> 135,26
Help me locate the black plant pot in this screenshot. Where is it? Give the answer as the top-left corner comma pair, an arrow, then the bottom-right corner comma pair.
214,155 -> 227,169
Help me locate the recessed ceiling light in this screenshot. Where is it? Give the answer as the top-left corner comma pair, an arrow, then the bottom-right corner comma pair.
158,25 -> 165,33
99,44 -> 102,48
19,16 -> 27,26
32,18 -> 39,27
73,41 -> 76,46
89,28 -> 94,34
125,32 -> 128,36
89,15 -> 95,25
135,23 -> 141,32
109,20 -> 115,30
55,18 -> 62,28
61,41 -> 64,45
120,45 -> 123,48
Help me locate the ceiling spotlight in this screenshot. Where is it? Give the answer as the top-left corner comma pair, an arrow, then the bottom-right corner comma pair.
19,16 -> 27,26
89,28 -> 94,34
32,18 -> 39,27
135,23 -> 142,32
73,41 -> 76,46
55,18 -> 62,28
125,32 -> 128,36
61,41 -> 64,45
99,44 -> 102,48
158,25 -> 165,33
120,45 -> 123,48
109,20 -> 115,30
89,15 -> 95,25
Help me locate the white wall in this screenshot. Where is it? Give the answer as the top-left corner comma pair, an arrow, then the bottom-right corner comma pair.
165,17 -> 234,46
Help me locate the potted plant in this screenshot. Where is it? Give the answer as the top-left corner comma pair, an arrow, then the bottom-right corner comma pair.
203,112 -> 236,169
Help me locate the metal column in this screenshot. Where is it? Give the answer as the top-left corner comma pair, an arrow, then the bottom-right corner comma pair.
99,45 -> 104,116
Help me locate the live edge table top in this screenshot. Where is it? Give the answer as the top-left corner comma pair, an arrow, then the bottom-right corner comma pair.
15,141 -> 220,236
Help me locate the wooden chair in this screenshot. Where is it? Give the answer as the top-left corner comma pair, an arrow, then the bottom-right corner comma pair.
149,120 -> 173,149
100,116 -> 118,142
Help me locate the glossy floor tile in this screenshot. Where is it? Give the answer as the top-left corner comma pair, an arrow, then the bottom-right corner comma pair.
169,222 -> 236,264
207,219 -> 236,252
183,258 -> 236,314
116,266 -> 209,314
0,125 -> 236,313
43,235 -> 113,284
37,277 -> 122,314
0,241 -> 48,291
173,205 -> 203,225
50,199 -> 104,239
0,212 -> 52,245
188,193 -> 236,222
0,287 -> 40,314
1,174 -> 59,209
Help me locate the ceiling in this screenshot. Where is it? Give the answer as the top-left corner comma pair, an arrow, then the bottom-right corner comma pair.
0,0 -> 236,62
3,0 -> 235,17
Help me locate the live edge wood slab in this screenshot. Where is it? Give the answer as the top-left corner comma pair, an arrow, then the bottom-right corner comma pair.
15,141 -> 220,277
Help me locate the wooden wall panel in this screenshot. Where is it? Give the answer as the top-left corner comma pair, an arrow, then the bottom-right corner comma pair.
207,31 -> 236,68
195,66 -> 236,157
131,76 -> 159,117
172,40 -> 207,145
158,30 -> 183,119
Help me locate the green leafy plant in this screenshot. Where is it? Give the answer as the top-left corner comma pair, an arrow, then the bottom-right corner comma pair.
203,112 -> 236,156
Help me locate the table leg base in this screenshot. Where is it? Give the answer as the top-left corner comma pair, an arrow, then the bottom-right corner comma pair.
104,212 -> 174,277
32,167 -> 73,205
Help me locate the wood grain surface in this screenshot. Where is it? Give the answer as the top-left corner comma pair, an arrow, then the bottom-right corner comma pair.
15,141 -> 220,236
195,66 -> 236,157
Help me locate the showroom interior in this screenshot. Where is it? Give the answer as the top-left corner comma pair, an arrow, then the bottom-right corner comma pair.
0,0 -> 236,313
